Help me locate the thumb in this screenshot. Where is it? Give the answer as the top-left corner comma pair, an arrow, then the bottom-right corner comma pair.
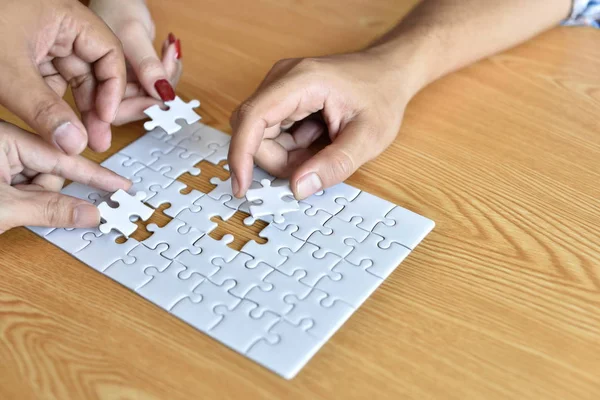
119,22 -> 175,101
0,64 -> 88,155
290,119 -> 387,200
0,186 -> 100,233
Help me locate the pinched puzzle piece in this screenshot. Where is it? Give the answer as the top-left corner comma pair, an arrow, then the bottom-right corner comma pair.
373,205 -> 436,250
137,260 -> 205,310
148,147 -> 203,179
209,299 -> 280,354
142,219 -> 204,259
277,242 -> 341,287
98,190 -> 154,237
143,96 -> 201,134
171,279 -> 241,333
241,224 -> 304,269
146,180 -> 204,218
104,244 -> 171,290
301,183 -> 361,216
176,195 -> 236,234
315,259 -> 383,308
175,234 -> 239,278
209,253 -> 274,298
246,179 -> 299,223
247,319 -> 322,380
345,232 -> 411,279
335,191 -> 395,232
284,288 -> 354,341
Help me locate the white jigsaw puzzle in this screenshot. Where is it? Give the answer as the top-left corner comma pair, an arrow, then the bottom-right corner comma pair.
144,96 -> 201,134
28,97 -> 435,380
98,190 -> 154,237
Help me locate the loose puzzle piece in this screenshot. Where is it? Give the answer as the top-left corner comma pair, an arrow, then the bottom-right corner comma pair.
209,253 -> 274,298
241,224 -> 304,269
315,259 -> 383,308
148,147 -> 203,179
245,179 -> 299,224
171,279 -> 240,333
101,153 -> 146,179
146,180 -> 204,218
75,231 -> 139,272
209,299 -> 280,354
176,195 -> 236,234
246,269 -> 311,317
104,244 -> 171,290
373,205 -> 436,250
143,96 -> 201,134
336,191 -> 396,232
272,202 -> 332,241
120,135 -> 175,167
142,219 -> 204,259
98,190 -> 154,237
277,242 -> 342,287
176,234 -> 239,279
246,319 -> 322,380
284,288 -> 354,340
137,260 -> 204,310
129,167 -> 175,202
307,216 -> 368,258
301,183 -> 361,216
345,232 -> 411,279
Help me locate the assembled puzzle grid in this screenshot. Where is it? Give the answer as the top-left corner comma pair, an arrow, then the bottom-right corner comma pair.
28,97 -> 435,379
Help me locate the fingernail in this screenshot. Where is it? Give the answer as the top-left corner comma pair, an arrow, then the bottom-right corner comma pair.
168,32 -> 176,44
296,172 -> 322,200
175,39 -> 182,59
154,79 -> 175,101
53,122 -> 85,155
73,204 -> 99,227
230,172 -> 240,197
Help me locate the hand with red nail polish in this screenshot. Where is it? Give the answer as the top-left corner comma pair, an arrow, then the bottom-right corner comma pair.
0,0 -> 127,155
0,121 -> 131,235
89,0 -> 183,126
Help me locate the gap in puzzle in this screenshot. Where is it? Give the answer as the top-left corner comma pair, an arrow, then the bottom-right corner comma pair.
28,96 -> 435,379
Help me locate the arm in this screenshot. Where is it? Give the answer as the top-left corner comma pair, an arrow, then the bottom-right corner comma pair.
228,0 -> 573,200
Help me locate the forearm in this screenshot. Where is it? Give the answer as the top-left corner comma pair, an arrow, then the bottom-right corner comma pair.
367,0 -> 573,98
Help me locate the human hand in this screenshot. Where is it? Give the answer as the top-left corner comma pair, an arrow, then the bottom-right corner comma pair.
0,0 -> 126,155
227,51 -> 413,200
89,0 -> 183,125
0,121 -> 131,234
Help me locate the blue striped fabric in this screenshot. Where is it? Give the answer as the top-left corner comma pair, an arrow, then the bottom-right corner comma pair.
564,0 -> 600,27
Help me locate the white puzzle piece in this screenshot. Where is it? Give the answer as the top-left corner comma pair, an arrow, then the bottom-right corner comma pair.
120,135 -> 175,167
176,234 -> 239,279
301,183 -> 361,216
306,216 -> 367,258
176,195 -> 236,234
101,153 -> 146,179
209,253 -> 274,298
104,245 -> 171,290
45,227 -> 99,253
208,166 -> 245,210
277,242 -> 342,287
344,233 -> 411,279
204,142 -> 229,165
373,205 -> 436,250
246,269 -> 311,317
144,96 -> 201,134
246,179 -> 299,223
241,224 -> 304,269
148,147 -> 203,179
75,231 -> 139,272
146,180 -> 204,218
335,191 -> 396,232
272,202 -> 332,241
138,260 -> 204,310
60,182 -> 108,204
142,219 -> 204,259
98,190 -> 154,237
129,167 -> 175,202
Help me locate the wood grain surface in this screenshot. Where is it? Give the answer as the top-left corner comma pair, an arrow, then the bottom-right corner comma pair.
1,0 -> 600,399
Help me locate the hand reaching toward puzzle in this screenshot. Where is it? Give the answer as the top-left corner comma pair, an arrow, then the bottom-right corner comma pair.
89,0 -> 183,125
227,51 -> 410,200
0,0 -> 126,155
0,122 -> 131,234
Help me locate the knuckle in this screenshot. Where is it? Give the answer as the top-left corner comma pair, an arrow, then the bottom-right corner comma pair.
236,101 -> 257,119
138,56 -> 164,78
32,98 -> 63,127
328,149 -> 355,180
116,19 -> 146,41
42,195 -> 72,226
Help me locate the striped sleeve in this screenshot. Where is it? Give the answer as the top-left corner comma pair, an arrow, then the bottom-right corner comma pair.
563,0 -> 600,27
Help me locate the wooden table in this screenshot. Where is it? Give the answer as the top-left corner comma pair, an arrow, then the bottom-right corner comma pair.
1,1 -> 599,398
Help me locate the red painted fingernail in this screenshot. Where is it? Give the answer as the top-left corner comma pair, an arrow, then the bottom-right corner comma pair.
168,32 -> 176,44
175,39 -> 182,59
154,79 -> 175,101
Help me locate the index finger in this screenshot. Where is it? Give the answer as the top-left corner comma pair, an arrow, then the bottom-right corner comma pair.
228,75 -> 325,196
72,3 -> 127,123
